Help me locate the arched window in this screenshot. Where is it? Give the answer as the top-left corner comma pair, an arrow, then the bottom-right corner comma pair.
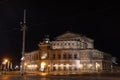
65,43 -> 67,45
84,43 -> 88,48
53,43 -> 55,46
53,67 -> 56,71
68,43 -> 70,45
58,54 -> 61,59
74,54 -> 77,59
68,54 -> 72,59
72,43 -> 74,45
57,43 -> 59,45
63,54 -> 66,59
64,66 -> 66,71
53,54 -> 55,59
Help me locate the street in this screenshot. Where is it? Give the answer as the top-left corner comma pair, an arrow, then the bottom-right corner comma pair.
0,75 -> 120,80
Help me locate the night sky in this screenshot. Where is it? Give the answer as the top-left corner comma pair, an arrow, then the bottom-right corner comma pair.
0,0 -> 120,65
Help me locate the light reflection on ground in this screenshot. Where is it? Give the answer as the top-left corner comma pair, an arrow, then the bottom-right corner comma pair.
0,75 -> 120,80
1,72 -> 120,80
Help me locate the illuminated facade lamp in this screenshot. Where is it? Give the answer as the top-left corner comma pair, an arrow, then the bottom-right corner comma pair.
66,64 -> 69,69
24,63 -> 27,66
40,62 -> 46,71
60,64 -> 64,67
79,64 -> 83,69
48,65 -> 50,67
96,62 -> 100,71
88,64 -> 92,68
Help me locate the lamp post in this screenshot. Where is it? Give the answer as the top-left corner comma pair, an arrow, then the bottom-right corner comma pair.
21,57 -> 25,75
21,9 -> 27,76
4,59 -> 8,71
2,59 -> 9,74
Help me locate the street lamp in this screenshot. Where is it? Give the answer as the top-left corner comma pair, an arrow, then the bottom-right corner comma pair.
4,59 -> 8,63
4,59 -> 8,70
24,63 -> 27,71
21,56 -> 25,75
21,9 -> 27,76
2,59 -> 9,74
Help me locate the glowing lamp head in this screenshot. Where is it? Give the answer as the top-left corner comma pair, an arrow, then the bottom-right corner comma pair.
41,62 -> 46,66
5,59 -> 8,63
24,63 -> 27,66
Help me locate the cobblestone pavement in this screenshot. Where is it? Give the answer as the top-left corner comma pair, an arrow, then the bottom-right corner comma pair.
0,75 -> 120,80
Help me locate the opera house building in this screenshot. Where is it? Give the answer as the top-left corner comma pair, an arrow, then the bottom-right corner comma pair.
22,32 -> 112,74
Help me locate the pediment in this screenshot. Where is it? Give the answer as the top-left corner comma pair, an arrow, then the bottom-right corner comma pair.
55,31 -> 81,40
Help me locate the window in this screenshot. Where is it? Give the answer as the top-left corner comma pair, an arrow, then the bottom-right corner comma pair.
74,54 -> 77,59
34,54 -> 37,60
28,56 -> 30,60
63,54 -> 66,59
69,67 -> 72,71
58,54 -> 61,59
64,66 -> 66,70
58,43 -> 60,45
53,67 -> 56,71
84,43 -> 88,48
53,54 -> 55,59
72,43 -> 74,45
68,43 -> 70,45
65,43 -> 67,45
60,43 -> 62,45
74,67 -> 77,71
68,54 -> 72,59
53,43 -> 55,46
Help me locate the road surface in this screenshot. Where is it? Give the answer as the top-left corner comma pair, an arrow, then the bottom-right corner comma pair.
0,71 -> 120,80
0,75 -> 120,80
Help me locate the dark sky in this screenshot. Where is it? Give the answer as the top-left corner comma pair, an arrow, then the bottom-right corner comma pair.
0,0 -> 120,65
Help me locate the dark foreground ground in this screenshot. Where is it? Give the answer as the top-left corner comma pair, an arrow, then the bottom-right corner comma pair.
0,71 -> 120,80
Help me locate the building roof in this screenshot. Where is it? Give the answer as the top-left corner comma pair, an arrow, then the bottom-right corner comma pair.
55,31 -> 93,42
55,31 -> 82,40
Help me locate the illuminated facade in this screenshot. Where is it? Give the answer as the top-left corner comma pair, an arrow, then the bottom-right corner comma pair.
23,32 -> 112,74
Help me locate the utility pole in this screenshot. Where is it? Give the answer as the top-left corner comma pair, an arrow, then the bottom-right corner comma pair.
21,9 -> 27,76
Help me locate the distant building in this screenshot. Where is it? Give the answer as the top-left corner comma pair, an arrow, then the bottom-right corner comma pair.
22,31 -> 112,75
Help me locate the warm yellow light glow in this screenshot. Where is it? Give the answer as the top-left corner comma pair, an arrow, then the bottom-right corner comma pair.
66,64 -> 69,68
88,64 -> 92,68
79,64 -> 83,69
2,59 -> 9,64
60,64 -> 64,67
41,62 -> 46,66
72,64 -> 75,67
96,62 -> 100,71
5,59 -> 8,63
40,62 -> 46,71
24,63 -> 27,66
48,65 -> 50,67
96,63 -> 100,67
41,53 -> 47,59
27,64 -> 38,68
41,73 -> 47,76
53,64 -> 58,67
